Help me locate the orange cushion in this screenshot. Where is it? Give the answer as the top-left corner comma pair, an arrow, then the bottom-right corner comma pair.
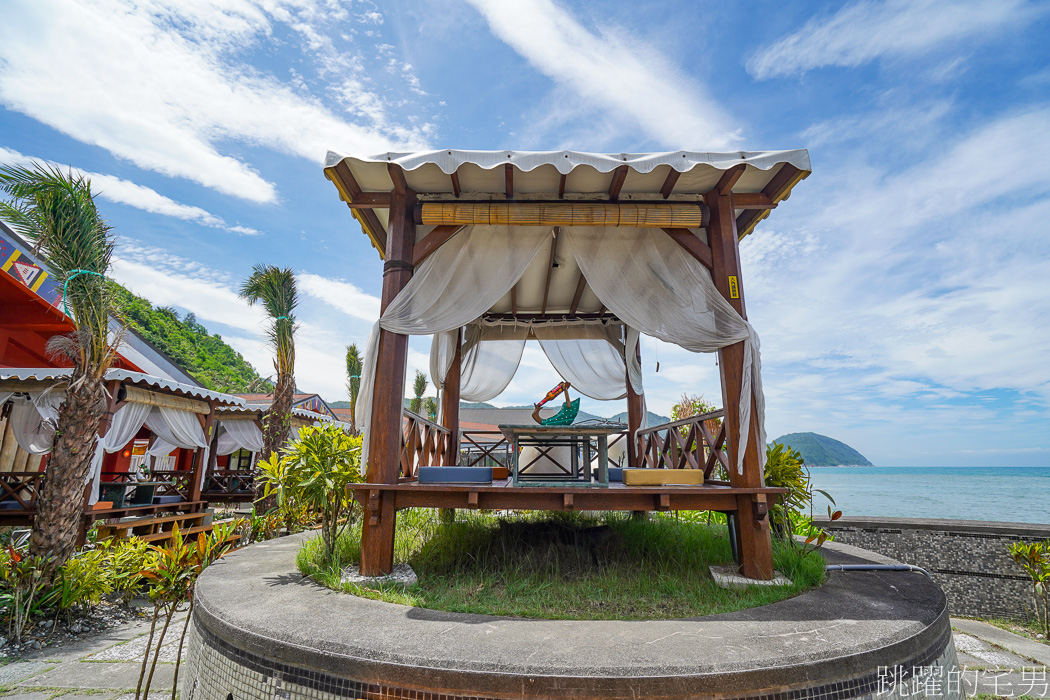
622,469 -> 704,486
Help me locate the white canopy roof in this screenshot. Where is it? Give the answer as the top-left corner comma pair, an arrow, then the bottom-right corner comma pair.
324,149 -> 811,254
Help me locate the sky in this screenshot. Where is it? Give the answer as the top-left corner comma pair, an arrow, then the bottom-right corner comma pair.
1,0 -> 1048,466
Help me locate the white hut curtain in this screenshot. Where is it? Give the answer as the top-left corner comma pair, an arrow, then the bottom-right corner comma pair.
145,437 -> 177,458
87,401 -> 152,505
8,396 -> 57,455
145,406 -> 210,490
215,420 -> 264,456
356,225 -> 552,467
534,325 -> 630,402
563,226 -> 764,473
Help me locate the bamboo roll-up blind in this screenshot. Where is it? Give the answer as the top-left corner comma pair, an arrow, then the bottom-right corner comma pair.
418,202 -> 708,228
122,385 -> 210,414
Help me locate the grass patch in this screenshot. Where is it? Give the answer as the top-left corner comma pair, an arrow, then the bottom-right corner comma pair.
297,510 -> 826,620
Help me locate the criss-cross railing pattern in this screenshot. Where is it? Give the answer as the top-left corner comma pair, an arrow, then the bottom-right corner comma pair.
400,410 -> 454,478
635,410 -> 728,478
0,472 -> 41,511
460,430 -> 512,468
202,470 -> 255,499
149,469 -> 194,500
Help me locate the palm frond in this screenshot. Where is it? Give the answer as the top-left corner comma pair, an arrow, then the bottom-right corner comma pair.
0,162 -> 118,379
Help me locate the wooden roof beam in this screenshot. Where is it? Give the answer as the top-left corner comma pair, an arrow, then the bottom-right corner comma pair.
540,229 -> 558,314
569,272 -> 587,316
608,165 -> 629,201
731,193 -> 776,210
387,163 -> 409,195
510,284 -> 517,315
735,164 -> 804,239
450,171 -> 461,198
660,168 -> 681,199
715,164 -> 747,195
504,163 -> 514,199
412,225 -> 465,267
662,228 -> 714,270
558,173 -> 567,199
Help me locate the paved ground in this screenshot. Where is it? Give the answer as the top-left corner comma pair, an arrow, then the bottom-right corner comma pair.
0,614 -> 1044,698
0,609 -> 187,700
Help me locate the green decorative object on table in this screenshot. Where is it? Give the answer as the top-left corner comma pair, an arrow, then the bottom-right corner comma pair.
542,398 -> 580,426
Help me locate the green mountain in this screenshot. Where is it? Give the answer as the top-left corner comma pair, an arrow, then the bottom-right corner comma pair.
608,410 -> 671,426
111,283 -> 267,393
771,432 -> 873,466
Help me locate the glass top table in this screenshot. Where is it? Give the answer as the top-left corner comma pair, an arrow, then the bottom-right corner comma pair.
498,424 -> 625,487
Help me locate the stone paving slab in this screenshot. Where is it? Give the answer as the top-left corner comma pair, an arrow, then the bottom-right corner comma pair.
0,663 -> 54,687
18,660 -> 175,691
953,631 -> 1032,668
953,616 -> 1050,667
88,633 -> 181,664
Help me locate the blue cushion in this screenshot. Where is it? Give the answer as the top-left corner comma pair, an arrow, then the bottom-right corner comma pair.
417,466 -> 492,484
152,495 -> 183,505
595,467 -> 624,482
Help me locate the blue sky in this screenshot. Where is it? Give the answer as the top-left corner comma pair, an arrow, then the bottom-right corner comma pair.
2,0 -> 1049,466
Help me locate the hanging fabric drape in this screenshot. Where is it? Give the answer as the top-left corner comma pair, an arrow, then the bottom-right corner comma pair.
215,420 -> 264,456
563,226 -> 764,473
145,437 -> 177,458
8,396 -> 56,455
356,225 -> 552,468
534,325 -> 629,401
145,406 -> 210,489
87,401 -> 153,505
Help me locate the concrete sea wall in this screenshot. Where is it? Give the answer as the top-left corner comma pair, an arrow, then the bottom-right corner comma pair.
815,517 -> 1050,620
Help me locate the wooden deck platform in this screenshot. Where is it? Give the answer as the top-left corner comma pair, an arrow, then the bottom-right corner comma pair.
350,479 -> 786,515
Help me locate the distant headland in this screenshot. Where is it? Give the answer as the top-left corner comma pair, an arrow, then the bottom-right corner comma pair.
771,432 -> 873,467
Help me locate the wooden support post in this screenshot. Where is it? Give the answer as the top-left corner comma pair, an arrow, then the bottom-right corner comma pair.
706,188 -> 774,580
625,336 -> 644,469
440,328 -> 462,466
361,190 -> 416,576
189,402 -> 215,503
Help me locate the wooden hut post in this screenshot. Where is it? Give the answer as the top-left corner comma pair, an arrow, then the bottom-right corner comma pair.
189,402 -> 216,504
625,337 -> 644,469
361,187 -> 416,576
439,327 -> 462,466
706,187 -> 774,580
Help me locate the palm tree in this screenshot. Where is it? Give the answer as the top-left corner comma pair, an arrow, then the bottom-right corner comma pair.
410,370 -> 427,414
239,265 -> 298,467
0,163 -> 120,569
345,344 -> 362,434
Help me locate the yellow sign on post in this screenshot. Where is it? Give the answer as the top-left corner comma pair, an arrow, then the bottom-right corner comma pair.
728,275 -> 740,299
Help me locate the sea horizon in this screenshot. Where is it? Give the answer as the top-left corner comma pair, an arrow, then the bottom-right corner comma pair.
806,466 -> 1050,525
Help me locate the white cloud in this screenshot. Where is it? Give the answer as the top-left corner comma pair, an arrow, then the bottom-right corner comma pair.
465,0 -> 739,148
298,272 -> 381,323
740,106 -> 1050,459
0,0 -> 430,203
748,0 -> 1041,79
0,146 -> 260,235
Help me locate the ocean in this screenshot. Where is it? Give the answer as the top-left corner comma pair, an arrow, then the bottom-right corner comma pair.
805,466 -> 1050,525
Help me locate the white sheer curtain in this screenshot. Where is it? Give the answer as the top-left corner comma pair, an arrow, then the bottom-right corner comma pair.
8,397 -> 55,455
534,325 -> 628,401
145,437 -> 177,458
145,407 -> 210,489
215,420 -> 264,456
356,225 -> 552,467
87,401 -> 152,505
563,226 -> 764,474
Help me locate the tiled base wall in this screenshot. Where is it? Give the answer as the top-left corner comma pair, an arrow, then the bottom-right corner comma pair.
182,614 -> 961,700
819,519 -> 1050,620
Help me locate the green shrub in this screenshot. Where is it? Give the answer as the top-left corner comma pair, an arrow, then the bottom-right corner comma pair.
1008,540 -> 1050,638
55,547 -> 113,617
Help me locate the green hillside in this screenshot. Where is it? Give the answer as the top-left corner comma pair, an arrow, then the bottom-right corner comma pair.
110,282 -> 268,393
771,432 -> 873,466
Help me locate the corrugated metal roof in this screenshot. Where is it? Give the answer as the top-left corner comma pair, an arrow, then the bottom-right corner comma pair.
0,367 -> 244,406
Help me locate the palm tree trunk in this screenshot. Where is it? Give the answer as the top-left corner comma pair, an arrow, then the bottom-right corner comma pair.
29,374 -> 105,571
257,371 -> 294,501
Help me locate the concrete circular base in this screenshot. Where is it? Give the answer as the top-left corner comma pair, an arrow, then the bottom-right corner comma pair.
183,532 -> 961,700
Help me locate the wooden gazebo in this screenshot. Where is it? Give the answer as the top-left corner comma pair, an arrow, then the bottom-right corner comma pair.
324,150 -> 810,580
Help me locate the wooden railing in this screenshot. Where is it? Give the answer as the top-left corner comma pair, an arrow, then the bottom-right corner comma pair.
147,469 -> 194,500
460,430 -> 512,468
0,471 -> 41,511
202,470 -> 255,498
635,410 -> 728,478
400,410 -> 455,478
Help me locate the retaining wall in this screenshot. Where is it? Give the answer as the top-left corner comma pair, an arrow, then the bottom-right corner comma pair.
814,517 -> 1050,620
